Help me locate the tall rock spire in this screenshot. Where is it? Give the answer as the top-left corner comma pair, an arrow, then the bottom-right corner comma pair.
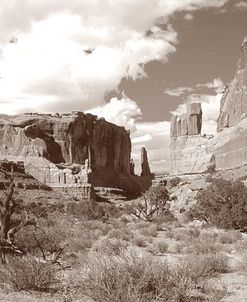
141,147 -> 151,177
170,103 -> 202,138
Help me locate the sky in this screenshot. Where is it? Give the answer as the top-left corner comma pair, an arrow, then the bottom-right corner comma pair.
0,0 -> 247,173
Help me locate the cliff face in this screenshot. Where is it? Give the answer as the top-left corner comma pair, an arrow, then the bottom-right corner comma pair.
169,36 -> 247,176
0,112 -> 131,175
217,37 -> 247,131
170,103 -> 215,175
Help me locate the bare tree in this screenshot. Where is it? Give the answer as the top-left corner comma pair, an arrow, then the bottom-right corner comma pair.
0,165 -> 37,262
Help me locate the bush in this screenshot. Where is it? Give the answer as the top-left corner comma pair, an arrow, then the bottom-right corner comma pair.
92,237 -> 129,255
180,252 -> 229,280
107,228 -> 133,241
218,230 -> 242,244
189,178 -> 247,229
185,237 -> 220,255
66,200 -> 120,221
138,224 -> 158,237
132,235 -> 147,247
1,257 -> 58,292
125,186 -> 171,222
155,240 -> 169,253
168,177 -> 181,188
77,252 -> 225,302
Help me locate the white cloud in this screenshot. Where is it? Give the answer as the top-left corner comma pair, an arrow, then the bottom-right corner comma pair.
86,97 -> 142,131
235,1 -> 247,8
184,13 -> 194,20
197,77 -> 224,92
131,121 -> 170,173
0,0 -> 230,114
164,86 -> 194,97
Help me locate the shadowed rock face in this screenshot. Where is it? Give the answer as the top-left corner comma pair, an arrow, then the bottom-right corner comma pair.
141,147 -> 151,177
0,112 -> 131,175
217,36 -> 247,132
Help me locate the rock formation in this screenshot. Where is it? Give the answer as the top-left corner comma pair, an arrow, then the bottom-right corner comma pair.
170,103 -> 214,175
140,147 -> 152,177
0,112 -> 152,196
170,103 -> 202,138
169,36 -> 247,176
217,36 -> 247,131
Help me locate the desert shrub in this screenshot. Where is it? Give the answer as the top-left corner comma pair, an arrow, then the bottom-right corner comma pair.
205,175 -> 214,183
180,252 -> 229,280
130,221 -> 148,230
83,220 -> 113,235
172,226 -> 200,242
233,238 -> 247,253
235,252 -> 247,272
107,228 -> 133,241
15,213 -> 73,258
218,230 -> 242,244
77,252 -> 225,302
0,257 -> 58,292
154,240 -> 169,253
168,177 -> 181,188
139,224 -> 158,237
189,178 -> 247,229
124,186 -> 171,222
92,237 -> 129,255
66,200 -> 120,221
185,237 -> 221,255
132,235 -> 147,247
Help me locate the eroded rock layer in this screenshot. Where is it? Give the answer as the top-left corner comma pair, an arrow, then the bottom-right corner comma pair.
0,112 -> 131,174
0,112 -> 152,195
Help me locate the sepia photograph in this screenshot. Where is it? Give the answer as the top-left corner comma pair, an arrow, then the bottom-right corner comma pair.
0,0 -> 247,301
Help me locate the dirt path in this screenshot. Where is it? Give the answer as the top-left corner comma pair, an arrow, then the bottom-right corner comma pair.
221,272 -> 247,302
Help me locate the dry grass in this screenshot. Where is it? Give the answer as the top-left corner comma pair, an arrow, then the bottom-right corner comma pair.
0,257 -> 58,292
218,230 -> 243,244
132,235 -> 147,247
75,251 -> 226,302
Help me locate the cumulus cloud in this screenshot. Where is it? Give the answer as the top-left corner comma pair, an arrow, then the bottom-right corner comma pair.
197,77 -> 224,92
0,0 -> 230,114
86,97 -> 142,131
131,120 -> 170,173
184,13 -> 194,20
235,1 -> 247,9
164,86 -> 194,97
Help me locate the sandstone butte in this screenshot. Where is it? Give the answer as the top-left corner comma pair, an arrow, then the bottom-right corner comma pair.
0,112 -> 153,197
170,36 -> 247,176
